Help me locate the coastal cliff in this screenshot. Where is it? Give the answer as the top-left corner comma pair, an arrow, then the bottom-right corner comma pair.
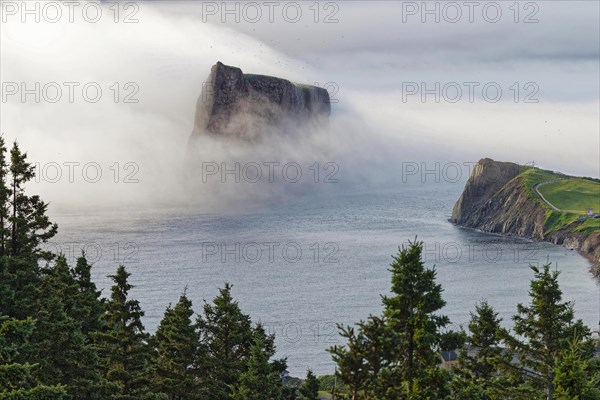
452,158 -> 600,270
190,62 -> 330,139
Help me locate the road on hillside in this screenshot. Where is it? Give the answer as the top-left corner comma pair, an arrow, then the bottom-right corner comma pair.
534,179 -> 565,211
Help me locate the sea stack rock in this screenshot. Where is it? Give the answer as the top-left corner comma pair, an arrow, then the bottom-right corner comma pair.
190,61 -> 331,138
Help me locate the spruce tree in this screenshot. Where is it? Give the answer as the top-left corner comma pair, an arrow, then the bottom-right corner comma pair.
72,253 -> 104,335
452,301 -> 511,399
197,283 -> 254,400
553,333 -> 600,399
30,255 -> 108,400
96,265 -> 156,399
253,322 -> 288,379
298,369 -> 320,400
329,316 -> 388,399
380,240 -> 462,398
8,141 -> 57,259
0,315 -> 69,399
0,139 -> 57,320
330,240 -> 463,399
506,263 -> 591,400
0,137 -> 11,258
152,292 -> 203,400
329,326 -> 367,399
0,256 -> 40,320
231,332 -> 282,400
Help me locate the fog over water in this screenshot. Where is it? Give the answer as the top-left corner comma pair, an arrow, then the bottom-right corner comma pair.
47,186 -> 599,375
1,0 -> 599,376
1,1 -> 598,210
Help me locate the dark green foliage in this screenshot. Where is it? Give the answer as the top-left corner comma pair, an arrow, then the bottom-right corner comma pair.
0,257 -> 40,320
0,316 -> 37,390
72,253 -> 105,335
298,370 -> 319,400
330,239 -> 464,399
451,301 -> 512,399
151,292 -> 203,399
95,265 -> 156,399
0,316 -> 68,399
150,284 -> 288,400
29,256 -> 108,399
329,316 -> 388,399
0,139 -> 58,318
7,142 -> 57,259
317,375 -> 343,394
505,264 -> 592,398
0,137 -> 11,258
1,138 -> 599,400
381,239 -> 464,398
197,283 -> 254,400
231,332 -> 283,400
1,140 -> 295,399
553,333 -> 600,399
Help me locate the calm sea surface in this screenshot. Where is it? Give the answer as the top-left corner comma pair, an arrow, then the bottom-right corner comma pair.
48,184 -> 598,376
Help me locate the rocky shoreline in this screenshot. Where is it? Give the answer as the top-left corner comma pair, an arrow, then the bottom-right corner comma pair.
451,158 -> 600,272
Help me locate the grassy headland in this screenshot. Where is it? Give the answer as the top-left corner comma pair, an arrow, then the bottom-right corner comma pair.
517,167 -> 599,235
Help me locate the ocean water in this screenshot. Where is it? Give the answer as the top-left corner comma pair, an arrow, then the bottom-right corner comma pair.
47,184 -> 598,376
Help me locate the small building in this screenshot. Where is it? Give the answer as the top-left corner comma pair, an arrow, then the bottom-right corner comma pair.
588,208 -> 594,216
440,350 -> 459,370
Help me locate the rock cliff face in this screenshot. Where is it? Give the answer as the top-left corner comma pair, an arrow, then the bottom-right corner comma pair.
191,62 -> 330,138
452,158 -> 600,269
451,159 -> 541,237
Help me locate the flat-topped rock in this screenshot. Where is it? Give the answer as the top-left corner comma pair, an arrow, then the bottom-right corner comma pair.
191,62 -> 330,138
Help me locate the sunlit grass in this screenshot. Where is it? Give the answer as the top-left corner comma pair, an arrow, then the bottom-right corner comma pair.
538,179 -> 600,214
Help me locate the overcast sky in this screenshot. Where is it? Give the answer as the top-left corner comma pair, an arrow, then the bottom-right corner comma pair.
1,1 -> 598,208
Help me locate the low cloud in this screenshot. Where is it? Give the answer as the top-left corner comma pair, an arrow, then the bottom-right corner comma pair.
1,1 -> 598,214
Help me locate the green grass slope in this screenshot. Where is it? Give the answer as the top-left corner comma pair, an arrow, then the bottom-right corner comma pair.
519,167 -> 567,195
514,167 -> 599,236
538,179 -> 600,214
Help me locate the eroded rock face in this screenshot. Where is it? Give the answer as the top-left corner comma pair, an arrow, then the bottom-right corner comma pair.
452,158 -> 600,269
191,62 -> 330,138
451,158 -> 533,234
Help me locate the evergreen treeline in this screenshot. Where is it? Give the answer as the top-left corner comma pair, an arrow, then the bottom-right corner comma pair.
1,139 -> 599,399
329,240 -> 600,399
0,139 -> 320,399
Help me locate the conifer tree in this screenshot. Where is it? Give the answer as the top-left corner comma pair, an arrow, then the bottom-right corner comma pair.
30,255 -> 108,400
298,369 -> 320,400
152,292 -> 203,400
329,316 -> 388,399
72,253 -> 104,335
0,137 -> 11,258
231,332 -> 282,400
0,315 -> 68,399
253,322 -> 288,378
0,140 -> 40,320
0,256 -> 40,320
0,139 -> 57,321
197,283 -> 254,400
96,265 -> 156,399
553,333 -> 600,399
452,301 -> 511,399
505,263 -> 591,400
381,240 -> 463,398
330,240 -> 463,399
8,141 -> 57,259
